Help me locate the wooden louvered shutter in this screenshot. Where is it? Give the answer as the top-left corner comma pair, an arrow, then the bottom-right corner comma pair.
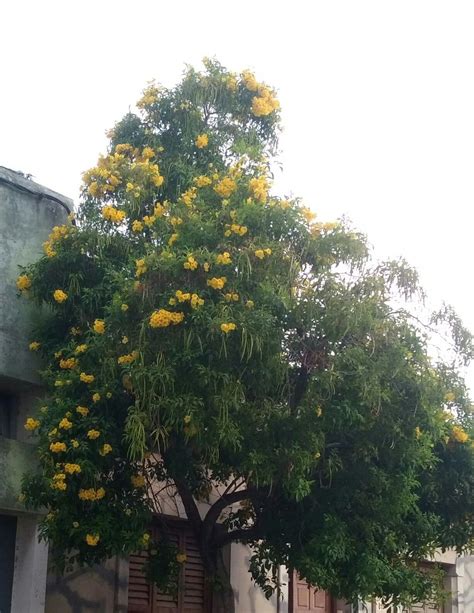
128,519 -> 210,613
290,572 -> 333,613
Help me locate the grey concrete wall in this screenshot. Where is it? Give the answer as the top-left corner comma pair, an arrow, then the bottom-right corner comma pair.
0,166 -> 72,386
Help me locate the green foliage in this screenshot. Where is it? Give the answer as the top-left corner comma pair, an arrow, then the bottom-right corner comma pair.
19,59 -> 474,606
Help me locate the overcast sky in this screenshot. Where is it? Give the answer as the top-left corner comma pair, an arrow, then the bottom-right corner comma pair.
2,1 -> 474,386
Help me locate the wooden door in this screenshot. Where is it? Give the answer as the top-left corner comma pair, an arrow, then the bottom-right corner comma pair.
128,519 -> 209,613
290,572 -> 333,613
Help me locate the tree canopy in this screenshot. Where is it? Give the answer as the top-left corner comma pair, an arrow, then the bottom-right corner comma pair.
19,59 -> 474,607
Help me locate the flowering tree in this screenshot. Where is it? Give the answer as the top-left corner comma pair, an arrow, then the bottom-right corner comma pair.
19,60 -> 474,608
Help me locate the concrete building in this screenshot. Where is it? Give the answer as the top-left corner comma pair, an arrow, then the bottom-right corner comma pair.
0,166 -> 472,613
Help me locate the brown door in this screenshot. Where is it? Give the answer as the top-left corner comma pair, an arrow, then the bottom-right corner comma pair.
290,571 -> 333,613
128,519 -> 210,613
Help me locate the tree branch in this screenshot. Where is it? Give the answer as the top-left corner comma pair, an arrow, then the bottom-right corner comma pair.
201,489 -> 256,548
213,524 -> 263,548
173,475 -> 203,535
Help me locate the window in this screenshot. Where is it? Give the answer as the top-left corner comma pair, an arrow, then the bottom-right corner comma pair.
128,519 -> 210,613
0,393 -> 16,439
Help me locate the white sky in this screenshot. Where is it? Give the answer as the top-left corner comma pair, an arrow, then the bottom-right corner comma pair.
2,1 -> 474,387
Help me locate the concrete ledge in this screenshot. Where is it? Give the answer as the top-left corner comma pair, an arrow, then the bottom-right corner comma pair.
0,166 -> 73,213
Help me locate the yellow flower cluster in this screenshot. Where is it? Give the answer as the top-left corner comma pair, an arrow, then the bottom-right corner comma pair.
80,373 -> 95,384
17,274 -> 32,291
131,474 -> 146,488
224,292 -> 239,302
224,223 -> 248,237
102,206 -> 126,223
241,70 -> 259,91
137,82 -> 160,108
168,232 -> 179,246
71,439 -> 79,448
50,442 -> 67,453
452,425 -> 469,443
172,291 -> 204,309
215,177 -> 237,198
195,134 -> 209,148
249,177 -> 269,203
87,429 -> 101,440
194,175 -> 212,187
207,277 -> 227,290
216,252 -> 232,265
92,393 -> 101,403
93,319 -> 105,334
118,350 -> 139,365
24,417 -> 40,431
43,224 -> 69,258
149,309 -> 185,328
51,473 -> 67,491
53,289 -> 68,303
251,86 -> 280,117
59,357 -> 77,370
86,534 -> 100,546
132,220 -> 144,232
79,487 -> 105,501
255,248 -> 272,260
99,443 -> 113,456
64,463 -> 81,474
181,187 -> 197,206
184,255 -> 198,270
245,300 -> 255,308
29,341 -> 40,351
76,406 -> 89,417
75,344 -> 88,354
221,322 -> 237,334
59,418 -> 73,430
135,258 -> 147,277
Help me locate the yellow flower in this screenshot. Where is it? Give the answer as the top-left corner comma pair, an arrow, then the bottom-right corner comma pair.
176,553 -> 187,564
194,175 -> 212,187
168,233 -> 179,246
190,294 -> 204,309
17,274 -> 32,291
241,70 -> 259,91
29,341 -> 40,351
80,487 -> 105,501
92,393 -> 101,403
117,351 -> 139,365
72,521 -> 80,528
102,206 -> 126,223
251,88 -> 280,117
86,534 -> 100,547
75,344 -> 88,354
71,439 -> 80,448
24,417 -> 40,431
203,262 -> 210,272
214,177 -> 237,198
59,357 -> 77,370
207,277 -> 227,290
64,463 -> 81,474
181,188 -> 197,206
131,474 -> 146,488
51,474 -> 67,491
141,146 -> 155,160
121,303 -> 129,312
132,220 -> 144,233
59,418 -> 73,430
195,134 -> 209,149
216,252 -> 232,265
149,309 -> 185,328
99,443 -> 113,456
183,255 -> 198,270
316,406 -> 323,417
221,322 -> 237,334
245,300 -> 254,309
70,326 -> 81,336
142,533 -> 150,545
87,429 -> 100,440
93,319 -> 105,334
80,373 -> 95,384
452,425 -> 469,444
183,415 -> 192,424
143,215 -> 156,227
53,289 -> 68,303
135,258 -> 147,277
106,392 -> 112,399
254,249 -> 265,259
76,406 -> 89,417
249,177 -> 269,203
50,442 -> 67,453
121,336 -> 129,344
